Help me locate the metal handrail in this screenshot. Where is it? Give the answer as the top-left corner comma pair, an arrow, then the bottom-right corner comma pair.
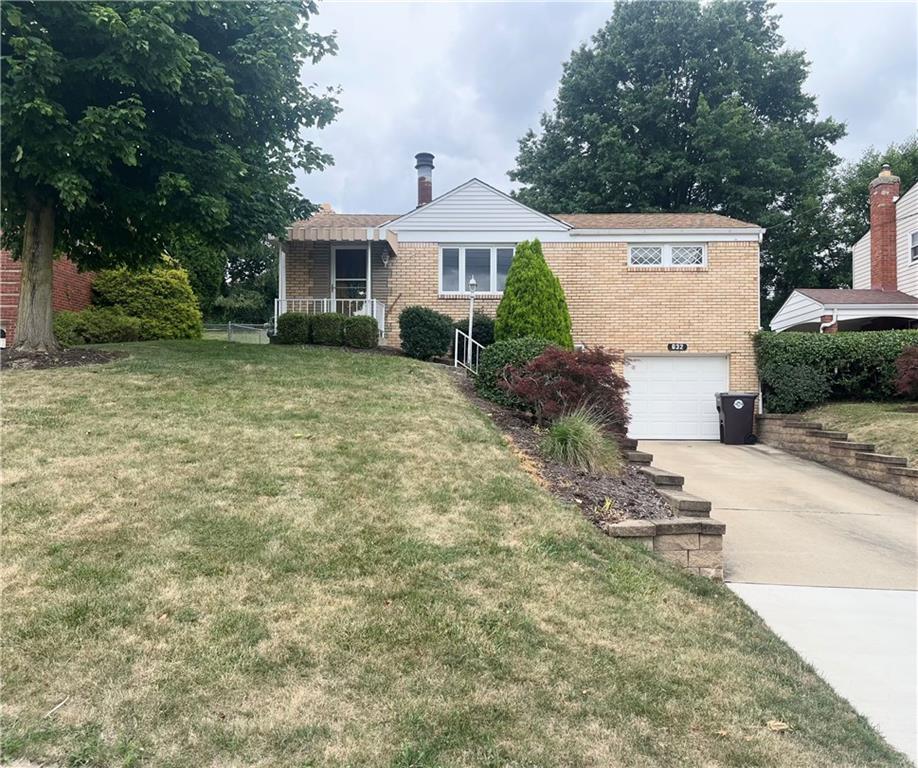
454,327 -> 484,374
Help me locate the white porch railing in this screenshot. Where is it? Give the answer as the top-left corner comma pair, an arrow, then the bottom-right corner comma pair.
454,327 -> 484,375
274,298 -> 386,337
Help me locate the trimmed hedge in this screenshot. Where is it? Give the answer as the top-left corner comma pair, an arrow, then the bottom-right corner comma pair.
54,307 -> 142,346
311,313 -> 345,345
494,239 -> 573,349
92,263 -> 202,340
453,312 -> 495,347
276,313 -> 311,345
399,306 -> 454,360
343,315 -> 379,349
754,330 -> 918,412
476,336 -> 553,407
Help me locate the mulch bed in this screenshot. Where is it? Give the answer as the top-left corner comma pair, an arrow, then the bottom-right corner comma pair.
1,348 -> 125,371
453,372 -> 672,528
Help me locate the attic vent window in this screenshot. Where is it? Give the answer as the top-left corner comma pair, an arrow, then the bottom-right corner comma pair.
629,244 -> 706,268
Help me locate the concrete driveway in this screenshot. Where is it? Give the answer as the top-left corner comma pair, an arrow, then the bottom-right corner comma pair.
646,441 -> 918,763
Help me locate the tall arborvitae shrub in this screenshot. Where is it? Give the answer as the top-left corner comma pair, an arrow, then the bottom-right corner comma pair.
494,239 -> 573,349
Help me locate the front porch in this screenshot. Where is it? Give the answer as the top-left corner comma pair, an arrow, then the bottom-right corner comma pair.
278,216 -> 398,337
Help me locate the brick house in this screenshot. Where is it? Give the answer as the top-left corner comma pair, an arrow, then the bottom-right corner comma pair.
280,153 -> 764,440
770,164 -> 918,332
1,250 -> 94,346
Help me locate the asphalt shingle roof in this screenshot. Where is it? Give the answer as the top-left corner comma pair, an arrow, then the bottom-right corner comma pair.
797,288 -> 918,305
554,213 -> 760,229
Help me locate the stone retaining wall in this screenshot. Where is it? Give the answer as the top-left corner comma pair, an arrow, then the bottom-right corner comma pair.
606,443 -> 726,580
757,414 -> 918,502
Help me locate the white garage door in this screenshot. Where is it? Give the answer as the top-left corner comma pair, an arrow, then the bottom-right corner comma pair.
625,356 -> 729,440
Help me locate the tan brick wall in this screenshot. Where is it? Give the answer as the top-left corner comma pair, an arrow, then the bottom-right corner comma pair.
384,240 -> 760,391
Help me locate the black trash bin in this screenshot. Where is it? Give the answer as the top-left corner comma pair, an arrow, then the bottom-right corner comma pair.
715,392 -> 758,445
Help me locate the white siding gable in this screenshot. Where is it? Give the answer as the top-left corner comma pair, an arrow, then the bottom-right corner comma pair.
852,231 -> 870,289
896,182 -> 918,297
385,179 -> 569,234
770,290 -> 823,332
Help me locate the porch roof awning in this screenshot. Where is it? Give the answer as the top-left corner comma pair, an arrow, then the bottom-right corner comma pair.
771,288 -> 918,332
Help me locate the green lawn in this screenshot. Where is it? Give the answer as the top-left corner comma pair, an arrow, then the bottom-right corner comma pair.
804,401 -> 918,465
2,341 -> 907,767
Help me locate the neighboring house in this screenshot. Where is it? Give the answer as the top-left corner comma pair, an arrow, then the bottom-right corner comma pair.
279,152 -> 764,440
0,250 -> 94,346
771,165 -> 918,332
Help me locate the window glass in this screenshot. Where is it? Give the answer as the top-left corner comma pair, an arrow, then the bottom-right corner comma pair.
465,248 -> 491,292
630,245 -> 663,266
496,248 -> 514,291
911,232 -> 918,262
441,248 -> 460,292
671,245 -> 704,265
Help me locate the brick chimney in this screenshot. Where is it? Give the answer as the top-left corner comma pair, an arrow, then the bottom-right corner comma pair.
415,152 -> 434,206
868,163 -> 900,291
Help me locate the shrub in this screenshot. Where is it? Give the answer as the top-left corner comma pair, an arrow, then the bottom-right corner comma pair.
53,307 -> 142,346
453,312 -> 495,347
502,346 -> 629,434
92,262 -> 203,340
494,239 -> 573,349
310,313 -> 345,345
476,336 -> 553,407
754,330 -> 918,412
210,290 -> 269,324
540,408 -> 622,473
276,313 -> 311,345
894,346 -> 918,399
399,306 -> 454,360
343,315 -> 379,349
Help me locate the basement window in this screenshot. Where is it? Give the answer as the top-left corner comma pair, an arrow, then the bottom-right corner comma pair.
440,246 -> 516,294
629,244 -> 706,267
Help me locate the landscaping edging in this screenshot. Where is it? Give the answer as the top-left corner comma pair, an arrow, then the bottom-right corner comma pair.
606,441 -> 726,580
757,414 -> 918,502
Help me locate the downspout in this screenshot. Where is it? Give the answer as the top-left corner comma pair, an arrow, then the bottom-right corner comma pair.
818,308 -> 837,334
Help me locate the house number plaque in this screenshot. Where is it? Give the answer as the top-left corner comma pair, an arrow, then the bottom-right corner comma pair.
667,343 -> 688,351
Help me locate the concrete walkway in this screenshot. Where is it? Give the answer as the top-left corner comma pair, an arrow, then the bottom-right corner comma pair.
645,441 -> 918,763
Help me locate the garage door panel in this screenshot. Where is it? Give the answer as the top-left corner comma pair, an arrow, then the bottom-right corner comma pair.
626,356 -> 729,440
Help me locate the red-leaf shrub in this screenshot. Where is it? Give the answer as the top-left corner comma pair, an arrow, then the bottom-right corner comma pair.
894,345 -> 918,399
501,346 -> 630,434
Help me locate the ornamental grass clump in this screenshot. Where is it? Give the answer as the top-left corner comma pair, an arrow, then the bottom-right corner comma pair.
540,408 -> 622,474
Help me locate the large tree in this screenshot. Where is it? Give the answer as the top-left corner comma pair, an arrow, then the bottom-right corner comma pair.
509,0 -> 845,323
1,1 -> 339,351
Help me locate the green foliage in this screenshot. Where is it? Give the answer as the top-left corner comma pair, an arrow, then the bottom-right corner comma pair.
92,263 -> 202,340
210,290 -> 270,324
217,240 -> 278,323
754,330 -> 918,412
508,1 -> 845,325
399,306 -> 454,360
167,234 -> 226,317
53,307 -> 142,347
275,313 -> 311,345
1,2 -> 339,266
476,336 -> 553,407
310,313 -> 345,346
343,316 -> 379,349
453,313 -> 495,347
894,346 -> 918,400
494,240 -> 573,349
540,408 -> 622,473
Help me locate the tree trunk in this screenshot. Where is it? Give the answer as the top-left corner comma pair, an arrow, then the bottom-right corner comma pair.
14,201 -> 58,353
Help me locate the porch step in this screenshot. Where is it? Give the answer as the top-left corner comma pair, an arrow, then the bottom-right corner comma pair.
638,465 -> 684,488
624,450 -> 653,465
656,488 -> 711,517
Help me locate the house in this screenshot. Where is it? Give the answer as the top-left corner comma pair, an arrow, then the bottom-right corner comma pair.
279,153 -> 764,440
770,165 -> 918,332
0,250 -> 94,346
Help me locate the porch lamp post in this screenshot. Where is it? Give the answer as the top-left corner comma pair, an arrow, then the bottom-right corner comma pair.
466,274 -> 477,368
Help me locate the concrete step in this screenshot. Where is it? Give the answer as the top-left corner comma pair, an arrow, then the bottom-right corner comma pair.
855,452 -> 908,466
783,420 -> 823,430
656,488 -> 711,517
624,450 -> 653,465
620,437 -> 639,451
638,465 -> 684,488
829,440 -> 875,452
808,429 -> 848,440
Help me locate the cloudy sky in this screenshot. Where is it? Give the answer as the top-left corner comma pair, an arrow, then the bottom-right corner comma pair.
296,1 -> 917,214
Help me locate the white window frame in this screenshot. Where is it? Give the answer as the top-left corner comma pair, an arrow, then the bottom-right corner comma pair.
628,243 -> 707,268
910,231 -> 918,263
439,245 -> 516,295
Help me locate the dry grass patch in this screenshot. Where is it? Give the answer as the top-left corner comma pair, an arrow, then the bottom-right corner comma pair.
804,401 -> 918,465
1,341 -> 908,767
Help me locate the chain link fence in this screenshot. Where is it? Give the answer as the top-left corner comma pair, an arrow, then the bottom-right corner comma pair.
203,323 -> 271,344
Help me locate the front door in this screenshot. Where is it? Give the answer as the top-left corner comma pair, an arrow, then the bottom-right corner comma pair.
333,248 -> 368,302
